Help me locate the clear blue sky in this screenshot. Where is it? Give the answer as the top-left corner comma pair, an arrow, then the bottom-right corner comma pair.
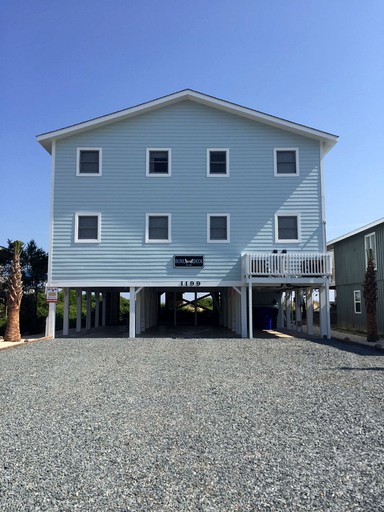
1,0 -> 383,251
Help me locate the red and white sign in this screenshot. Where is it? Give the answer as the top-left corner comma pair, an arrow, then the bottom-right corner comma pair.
46,287 -> 58,303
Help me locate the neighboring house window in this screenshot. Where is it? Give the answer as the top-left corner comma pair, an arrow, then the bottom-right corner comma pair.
146,214 -> 171,242
275,213 -> 300,242
77,148 -> 102,175
207,214 -> 230,242
75,213 -> 101,243
274,148 -> 299,176
207,149 -> 229,176
146,149 -> 171,176
364,232 -> 377,269
354,290 -> 362,314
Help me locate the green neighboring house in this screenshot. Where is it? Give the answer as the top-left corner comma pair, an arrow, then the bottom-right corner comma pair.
327,218 -> 384,335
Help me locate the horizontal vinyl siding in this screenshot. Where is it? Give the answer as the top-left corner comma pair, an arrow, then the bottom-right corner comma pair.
51,101 -> 323,284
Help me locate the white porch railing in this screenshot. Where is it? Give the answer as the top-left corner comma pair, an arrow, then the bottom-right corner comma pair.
242,252 -> 332,280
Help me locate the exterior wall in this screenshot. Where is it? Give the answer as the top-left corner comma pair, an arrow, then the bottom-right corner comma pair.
333,223 -> 384,334
51,100 -> 324,286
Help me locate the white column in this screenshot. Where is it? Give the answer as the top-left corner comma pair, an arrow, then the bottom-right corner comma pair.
248,283 -> 253,339
76,289 -> 82,333
319,283 -> 331,340
129,287 -> 136,338
286,291 -> 292,330
241,286 -> 247,338
296,289 -> 303,333
319,285 -> 327,338
194,292 -> 198,326
278,292 -> 285,328
136,288 -> 141,334
86,291 -> 92,330
101,292 -> 107,327
95,291 -> 100,328
306,288 -> 314,335
47,302 -> 56,338
63,288 -> 70,336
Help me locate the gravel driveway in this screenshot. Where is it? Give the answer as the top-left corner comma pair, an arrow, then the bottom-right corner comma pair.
1,335 -> 383,511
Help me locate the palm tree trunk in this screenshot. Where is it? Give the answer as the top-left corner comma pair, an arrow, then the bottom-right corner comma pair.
4,306 -> 21,342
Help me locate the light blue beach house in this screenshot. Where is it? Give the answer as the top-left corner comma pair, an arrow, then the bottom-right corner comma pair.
37,90 -> 338,338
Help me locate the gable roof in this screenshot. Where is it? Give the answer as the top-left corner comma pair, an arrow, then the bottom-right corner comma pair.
37,89 -> 338,154
327,217 -> 384,248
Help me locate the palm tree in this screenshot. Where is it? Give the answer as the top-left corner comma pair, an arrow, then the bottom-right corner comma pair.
4,241 -> 23,342
363,249 -> 379,342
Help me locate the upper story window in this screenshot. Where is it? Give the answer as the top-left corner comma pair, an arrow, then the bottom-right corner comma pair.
146,149 -> 171,177
75,213 -> 101,243
207,149 -> 229,176
207,214 -> 230,243
146,214 -> 171,243
77,148 -> 102,176
274,148 -> 299,176
364,232 -> 377,269
275,213 -> 300,243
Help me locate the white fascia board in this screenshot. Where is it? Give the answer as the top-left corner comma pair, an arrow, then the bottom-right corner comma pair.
37,89 -> 338,154
47,279 -> 244,289
327,217 -> 384,248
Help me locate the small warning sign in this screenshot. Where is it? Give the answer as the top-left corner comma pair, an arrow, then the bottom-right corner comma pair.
46,287 -> 58,303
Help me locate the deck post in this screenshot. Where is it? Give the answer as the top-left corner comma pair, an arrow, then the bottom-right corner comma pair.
129,287 -> 136,338
76,288 -> 82,333
248,283 -> 253,339
102,292 -> 106,327
47,302 -> 56,339
319,285 -> 330,339
63,287 -> 69,336
296,289 -> 303,333
306,288 -> 313,335
241,286 -> 247,338
286,291 -> 292,330
86,291 -> 92,330
95,291 -> 100,328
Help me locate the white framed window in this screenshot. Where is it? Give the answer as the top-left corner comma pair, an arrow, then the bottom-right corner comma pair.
364,232 -> 377,269
274,148 -> 299,176
75,213 -> 101,243
146,149 -> 171,176
207,149 -> 229,176
145,214 -> 171,243
207,214 -> 230,243
76,148 -> 102,176
275,213 -> 300,243
354,290 -> 362,314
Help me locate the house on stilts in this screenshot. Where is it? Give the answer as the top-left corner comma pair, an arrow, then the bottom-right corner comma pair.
37,90 -> 338,338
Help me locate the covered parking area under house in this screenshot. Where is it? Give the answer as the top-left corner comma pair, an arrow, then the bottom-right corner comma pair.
46,252 -> 332,340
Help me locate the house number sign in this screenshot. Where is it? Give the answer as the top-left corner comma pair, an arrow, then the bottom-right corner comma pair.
174,255 -> 204,268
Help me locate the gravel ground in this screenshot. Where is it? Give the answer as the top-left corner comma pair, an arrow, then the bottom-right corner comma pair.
1,334 -> 383,511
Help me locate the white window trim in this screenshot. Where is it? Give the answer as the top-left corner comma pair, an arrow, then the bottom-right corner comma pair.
364,232 -> 377,270
76,147 -> 102,176
74,212 -> 101,243
145,213 -> 172,243
146,148 -> 172,177
274,147 -> 299,177
207,148 -> 230,177
207,214 -> 230,243
275,212 -> 301,243
353,290 -> 362,314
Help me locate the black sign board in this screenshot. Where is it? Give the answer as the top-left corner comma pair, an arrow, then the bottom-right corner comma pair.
174,255 -> 204,268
